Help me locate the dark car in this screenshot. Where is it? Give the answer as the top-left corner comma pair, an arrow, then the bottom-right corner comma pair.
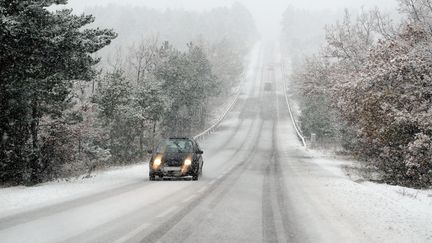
148,137 -> 204,181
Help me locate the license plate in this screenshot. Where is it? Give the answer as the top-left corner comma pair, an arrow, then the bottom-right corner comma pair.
164,167 -> 181,172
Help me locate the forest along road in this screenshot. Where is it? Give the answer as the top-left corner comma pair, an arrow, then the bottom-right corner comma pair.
0,42 -> 430,243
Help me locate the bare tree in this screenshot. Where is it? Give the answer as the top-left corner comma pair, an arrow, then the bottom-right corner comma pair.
370,8 -> 397,40
399,0 -> 432,33
106,46 -> 125,73
127,36 -> 160,85
323,8 -> 396,72
324,10 -> 371,72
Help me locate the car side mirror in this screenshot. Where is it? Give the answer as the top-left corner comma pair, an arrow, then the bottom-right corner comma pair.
196,150 -> 203,155
147,149 -> 153,154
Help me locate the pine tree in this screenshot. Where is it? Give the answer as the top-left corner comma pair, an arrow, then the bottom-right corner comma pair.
0,0 -> 117,184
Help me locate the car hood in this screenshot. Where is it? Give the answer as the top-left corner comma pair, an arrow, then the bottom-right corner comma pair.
161,152 -> 192,166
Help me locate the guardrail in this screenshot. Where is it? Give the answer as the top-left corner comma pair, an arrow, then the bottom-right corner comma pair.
193,89 -> 241,140
281,62 -> 307,148
192,43 -> 261,141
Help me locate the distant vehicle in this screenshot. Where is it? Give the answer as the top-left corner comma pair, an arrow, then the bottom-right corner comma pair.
264,82 -> 273,91
148,137 -> 204,181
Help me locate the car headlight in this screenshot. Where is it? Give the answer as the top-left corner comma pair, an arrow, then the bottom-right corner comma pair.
154,158 -> 162,166
184,158 -> 192,166
153,157 -> 162,168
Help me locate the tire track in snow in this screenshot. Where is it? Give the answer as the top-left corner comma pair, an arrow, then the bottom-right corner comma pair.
137,47 -> 267,243
261,47 -> 302,242
0,181 -> 152,230
62,101 -> 261,243
138,115 -> 263,243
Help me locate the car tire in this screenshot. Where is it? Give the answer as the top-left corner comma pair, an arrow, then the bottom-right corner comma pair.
192,165 -> 200,181
149,173 -> 155,181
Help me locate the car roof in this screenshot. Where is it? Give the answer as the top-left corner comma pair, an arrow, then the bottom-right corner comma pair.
168,137 -> 193,140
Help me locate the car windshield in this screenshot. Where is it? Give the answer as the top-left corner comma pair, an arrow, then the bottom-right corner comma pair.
156,139 -> 193,153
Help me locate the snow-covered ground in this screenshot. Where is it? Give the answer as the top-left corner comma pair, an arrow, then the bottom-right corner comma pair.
2,148 -> 432,242
0,44 -> 263,220
302,149 -> 432,242
2,150 -> 430,227
0,164 -> 148,218
310,147 -> 432,207
1,42 -> 432,243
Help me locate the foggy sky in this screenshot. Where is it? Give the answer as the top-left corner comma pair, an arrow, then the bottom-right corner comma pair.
65,0 -> 399,38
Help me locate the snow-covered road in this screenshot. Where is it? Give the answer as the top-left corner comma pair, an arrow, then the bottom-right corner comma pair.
0,43 -> 431,243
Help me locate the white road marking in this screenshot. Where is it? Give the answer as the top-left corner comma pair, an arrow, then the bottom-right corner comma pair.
114,223 -> 150,243
208,180 -> 216,186
156,206 -> 178,218
182,195 -> 196,203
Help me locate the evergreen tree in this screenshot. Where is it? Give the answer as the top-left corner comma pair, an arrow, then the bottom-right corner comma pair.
156,42 -> 219,137
0,0 -> 116,184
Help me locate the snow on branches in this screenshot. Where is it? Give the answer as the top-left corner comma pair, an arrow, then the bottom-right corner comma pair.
289,6 -> 432,187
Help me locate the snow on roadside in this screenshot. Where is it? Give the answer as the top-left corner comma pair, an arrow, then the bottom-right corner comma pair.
300,149 -> 432,242
0,163 -> 148,218
308,148 -> 432,197
307,149 -> 432,235
306,149 -> 358,177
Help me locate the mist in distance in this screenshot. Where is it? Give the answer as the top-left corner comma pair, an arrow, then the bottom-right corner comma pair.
65,0 -> 399,38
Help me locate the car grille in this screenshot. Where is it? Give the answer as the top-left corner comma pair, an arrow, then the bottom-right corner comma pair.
165,160 -> 182,166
